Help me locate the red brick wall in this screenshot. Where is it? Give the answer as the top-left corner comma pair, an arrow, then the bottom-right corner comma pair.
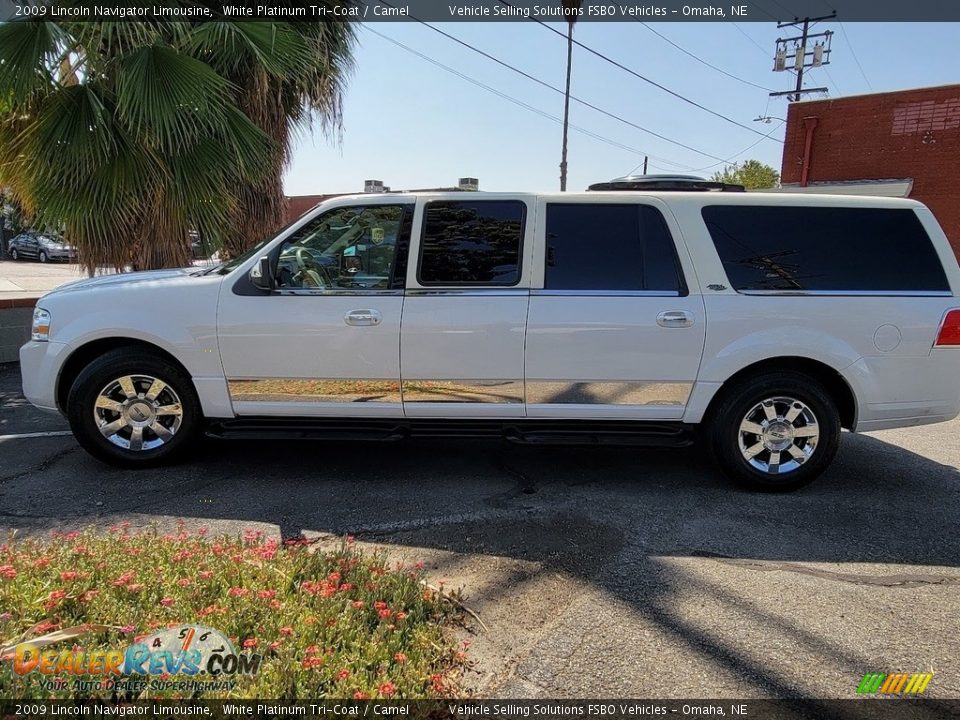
780,84 -> 960,258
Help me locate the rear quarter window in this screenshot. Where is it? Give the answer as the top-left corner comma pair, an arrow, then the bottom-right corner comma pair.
701,205 -> 950,293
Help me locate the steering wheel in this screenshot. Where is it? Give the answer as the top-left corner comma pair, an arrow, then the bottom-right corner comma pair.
293,247 -> 333,288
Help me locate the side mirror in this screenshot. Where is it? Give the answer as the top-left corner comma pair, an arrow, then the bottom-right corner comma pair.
249,255 -> 274,291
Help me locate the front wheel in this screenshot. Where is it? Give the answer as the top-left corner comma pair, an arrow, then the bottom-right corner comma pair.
10,248 -> 18,261
39,251 -> 48,263
67,349 -> 202,467
707,371 -> 840,492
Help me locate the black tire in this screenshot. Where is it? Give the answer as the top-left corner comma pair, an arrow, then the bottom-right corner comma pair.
706,371 -> 840,492
67,349 -> 202,468
39,251 -> 48,263
10,248 -> 18,261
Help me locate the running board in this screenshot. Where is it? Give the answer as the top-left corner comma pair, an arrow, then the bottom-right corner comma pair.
206,418 -> 694,447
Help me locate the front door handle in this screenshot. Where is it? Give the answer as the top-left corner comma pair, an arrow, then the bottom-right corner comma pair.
345,309 -> 382,326
657,310 -> 694,328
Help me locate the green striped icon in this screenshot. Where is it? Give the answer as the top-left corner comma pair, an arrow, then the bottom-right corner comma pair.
857,672 -> 933,694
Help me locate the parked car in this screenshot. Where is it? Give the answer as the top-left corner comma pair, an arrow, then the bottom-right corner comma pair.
19,177 -> 960,491
8,232 -> 77,262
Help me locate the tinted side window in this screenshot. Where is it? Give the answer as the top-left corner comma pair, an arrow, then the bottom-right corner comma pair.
545,204 -> 684,292
418,200 -> 525,286
702,206 -> 949,292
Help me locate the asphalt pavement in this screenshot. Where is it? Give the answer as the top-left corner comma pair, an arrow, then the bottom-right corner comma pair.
1,361 -> 958,700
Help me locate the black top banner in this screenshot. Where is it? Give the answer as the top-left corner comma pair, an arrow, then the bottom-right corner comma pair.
1,699 -> 959,720
1,0 -> 959,23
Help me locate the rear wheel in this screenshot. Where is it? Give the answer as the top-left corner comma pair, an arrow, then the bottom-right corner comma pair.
67,349 -> 202,467
10,248 -> 18,260
707,371 -> 840,492
39,251 -> 48,263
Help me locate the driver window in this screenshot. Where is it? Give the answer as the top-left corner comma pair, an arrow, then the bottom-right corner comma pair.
276,205 -> 406,290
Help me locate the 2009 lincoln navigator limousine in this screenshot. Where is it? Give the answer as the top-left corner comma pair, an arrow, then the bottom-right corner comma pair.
20,177 -> 960,491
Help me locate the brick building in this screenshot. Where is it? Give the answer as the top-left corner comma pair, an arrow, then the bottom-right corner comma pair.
780,84 -> 960,257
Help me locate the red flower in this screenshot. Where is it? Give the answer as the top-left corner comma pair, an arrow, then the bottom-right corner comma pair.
196,527 -> 209,537
335,669 -> 350,681
279,627 -> 293,636
327,571 -> 341,583
305,645 -> 319,655
59,571 -> 80,581
227,587 -> 248,597
373,601 -> 388,610
126,584 -> 144,593
268,641 -> 281,651
172,550 -> 193,562
125,547 -> 144,556
378,608 -> 391,619
0,565 -> 16,580
393,652 -> 407,663
378,682 -> 396,697
112,571 -> 135,587
269,600 -> 282,610
177,577 -> 192,587
353,692 -> 370,700
78,590 -> 98,603
351,601 -> 364,609
159,597 -> 175,607
302,657 -> 324,669
48,589 -> 67,602
199,570 -> 213,580
431,674 -> 444,692
33,557 -> 52,569
243,638 -> 258,649
257,590 -> 276,600
394,611 -> 407,621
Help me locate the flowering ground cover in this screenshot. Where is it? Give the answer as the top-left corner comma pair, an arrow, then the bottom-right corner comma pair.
0,524 -> 466,699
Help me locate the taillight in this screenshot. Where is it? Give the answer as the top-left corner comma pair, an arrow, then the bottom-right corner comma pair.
935,309 -> 960,347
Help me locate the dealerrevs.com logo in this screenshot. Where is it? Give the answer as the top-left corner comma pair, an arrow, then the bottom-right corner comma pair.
10,625 -> 261,693
856,672 -> 934,695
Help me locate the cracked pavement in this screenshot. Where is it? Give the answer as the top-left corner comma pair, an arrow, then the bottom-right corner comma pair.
1,361 -> 959,699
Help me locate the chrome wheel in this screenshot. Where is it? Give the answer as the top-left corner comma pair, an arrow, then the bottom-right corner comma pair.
93,375 -> 183,452
738,396 -> 819,475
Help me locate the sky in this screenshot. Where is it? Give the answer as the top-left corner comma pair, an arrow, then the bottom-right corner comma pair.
282,20 -> 960,196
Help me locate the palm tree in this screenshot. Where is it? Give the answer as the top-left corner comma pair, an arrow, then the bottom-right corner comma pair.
184,17 -> 355,258
0,12 -> 355,272
559,0 -> 582,192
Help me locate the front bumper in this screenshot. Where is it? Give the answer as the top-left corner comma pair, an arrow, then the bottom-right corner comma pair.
45,248 -> 77,260
19,340 -> 70,412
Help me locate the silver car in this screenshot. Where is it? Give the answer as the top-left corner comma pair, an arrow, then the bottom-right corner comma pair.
8,232 -> 77,262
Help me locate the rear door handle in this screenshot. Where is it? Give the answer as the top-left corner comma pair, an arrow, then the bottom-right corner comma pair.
657,310 -> 694,328
345,309 -> 382,326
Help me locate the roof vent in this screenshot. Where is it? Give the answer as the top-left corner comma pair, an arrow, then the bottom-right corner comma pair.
363,179 -> 385,194
587,174 -> 745,192
458,177 -> 479,191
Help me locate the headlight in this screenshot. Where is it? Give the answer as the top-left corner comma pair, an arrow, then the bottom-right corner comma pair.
31,308 -> 51,342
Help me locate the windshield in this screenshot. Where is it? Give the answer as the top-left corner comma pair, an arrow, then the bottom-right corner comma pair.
213,215 -> 310,275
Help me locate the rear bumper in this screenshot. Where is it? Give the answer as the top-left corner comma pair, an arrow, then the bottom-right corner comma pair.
843,350 -> 960,432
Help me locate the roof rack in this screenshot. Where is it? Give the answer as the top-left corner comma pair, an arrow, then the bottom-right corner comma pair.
587,174 -> 745,192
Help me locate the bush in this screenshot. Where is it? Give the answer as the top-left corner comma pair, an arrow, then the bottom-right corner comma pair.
0,525 -> 464,699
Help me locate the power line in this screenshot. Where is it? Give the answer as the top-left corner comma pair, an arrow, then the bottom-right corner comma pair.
379,10 -> 738,163
496,0 -> 777,140
686,121 -> 786,172
838,21 -> 873,91
362,27 -> 696,171
637,23 -> 775,92
732,23 -> 772,57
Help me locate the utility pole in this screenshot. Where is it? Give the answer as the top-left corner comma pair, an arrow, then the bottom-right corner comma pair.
770,12 -> 836,102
